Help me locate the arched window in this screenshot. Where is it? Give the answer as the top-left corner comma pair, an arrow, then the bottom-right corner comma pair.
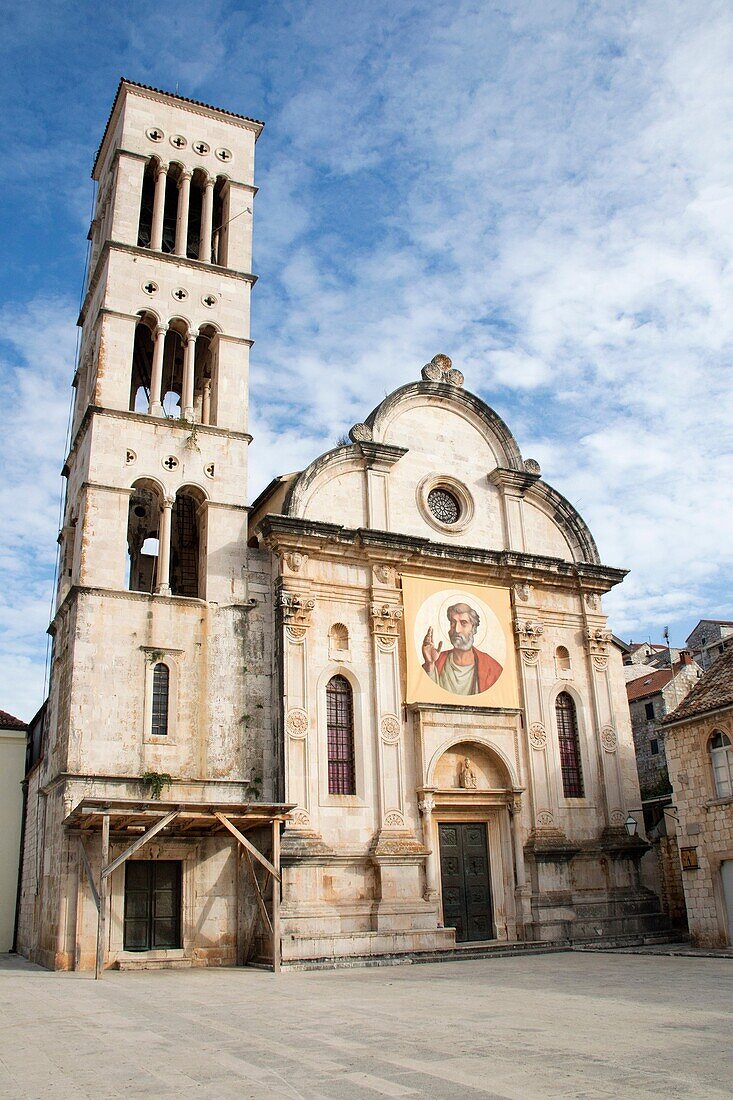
555,645 -> 571,674
151,663 -> 170,737
710,731 -> 733,799
326,675 -> 356,795
555,692 -> 584,798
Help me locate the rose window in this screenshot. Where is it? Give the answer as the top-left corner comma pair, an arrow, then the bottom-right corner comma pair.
427,487 -> 461,524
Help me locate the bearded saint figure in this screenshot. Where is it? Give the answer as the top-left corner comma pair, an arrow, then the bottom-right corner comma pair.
422,602 -> 502,696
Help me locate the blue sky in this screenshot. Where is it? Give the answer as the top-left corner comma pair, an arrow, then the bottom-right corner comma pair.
1,0 -> 732,719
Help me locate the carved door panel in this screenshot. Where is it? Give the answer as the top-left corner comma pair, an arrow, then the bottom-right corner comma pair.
124,860 -> 182,951
438,822 -> 493,943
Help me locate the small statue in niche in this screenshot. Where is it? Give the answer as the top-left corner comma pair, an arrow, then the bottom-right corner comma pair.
460,757 -> 477,789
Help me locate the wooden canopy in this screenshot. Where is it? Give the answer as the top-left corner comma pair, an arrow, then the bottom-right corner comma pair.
65,798 -> 293,977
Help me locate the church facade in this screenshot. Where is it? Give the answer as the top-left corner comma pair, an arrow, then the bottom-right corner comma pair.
17,81 -> 661,972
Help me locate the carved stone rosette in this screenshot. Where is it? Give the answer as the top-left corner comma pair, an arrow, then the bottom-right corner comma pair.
529,722 -> 547,750
285,709 -> 309,738
380,715 -> 401,743
279,590 -> 316,628
600,726 -> 617,752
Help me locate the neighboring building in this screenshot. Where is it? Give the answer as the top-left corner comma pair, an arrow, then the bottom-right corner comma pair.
686,620 -> 733,672
625,653 -> 702,821
662,647 -> 733,946
17,80 -> 662,974
0,710 -> 27,952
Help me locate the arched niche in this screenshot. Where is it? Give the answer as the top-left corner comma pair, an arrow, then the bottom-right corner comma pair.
432,739 -> 513,791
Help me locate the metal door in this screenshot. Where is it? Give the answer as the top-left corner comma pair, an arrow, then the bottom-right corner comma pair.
438,822 -> 493,942
123,860 -> 182,951
721,861 -> 733,946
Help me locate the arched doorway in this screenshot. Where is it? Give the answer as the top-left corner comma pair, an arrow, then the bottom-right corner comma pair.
427,740 -> 521,944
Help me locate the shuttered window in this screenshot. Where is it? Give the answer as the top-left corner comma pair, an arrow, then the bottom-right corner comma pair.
326,675 -> 356,795
556,691 -> 584,798
151,662 -> 170,737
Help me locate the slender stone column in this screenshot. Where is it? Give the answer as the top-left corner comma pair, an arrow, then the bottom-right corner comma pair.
202,378 -> 212,425
199,176 -> 215,262
418,795 -> 440,904
148,325 -> 167,417
174,170 -> 192,257
150,163 -> 168,251
156,496 -> 175,596
181,332 -> 197,421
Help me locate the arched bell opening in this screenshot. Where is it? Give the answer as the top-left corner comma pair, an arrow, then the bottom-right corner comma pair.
170,485 -> 207,599
194,323 -> 219,425
186,168 -> 207,260
126,478 -> 162,593
129,311 -> 157,412
161,319 -> 187,419
162,162 -> 183,254
137,157 -> 159,248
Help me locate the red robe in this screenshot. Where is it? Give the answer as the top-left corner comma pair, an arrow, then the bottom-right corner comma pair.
427,647 -> 503,694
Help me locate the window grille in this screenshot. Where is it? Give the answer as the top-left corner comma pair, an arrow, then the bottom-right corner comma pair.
326,675 -> 356,795
555,691 -> 584,798
151,663 -> 170,737
710,731 -> 733,799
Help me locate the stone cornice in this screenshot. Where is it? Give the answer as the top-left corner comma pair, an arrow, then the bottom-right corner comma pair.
64,406 -> 252,472
257,514 -> 627,590
78,240 -> 257,326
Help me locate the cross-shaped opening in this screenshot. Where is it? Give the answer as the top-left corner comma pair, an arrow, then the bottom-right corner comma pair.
171,136 -> 185,148
173,289 -> 187,301
143,283 -> 157,295
163,456 -> 178,471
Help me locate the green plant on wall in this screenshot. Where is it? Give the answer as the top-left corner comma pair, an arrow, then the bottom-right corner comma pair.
141,771 -> 172,799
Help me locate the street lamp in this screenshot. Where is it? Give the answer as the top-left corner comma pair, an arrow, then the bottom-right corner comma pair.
624,812 -> 639,837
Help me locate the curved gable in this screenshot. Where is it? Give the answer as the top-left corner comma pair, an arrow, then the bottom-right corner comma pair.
275,362 -> 600,565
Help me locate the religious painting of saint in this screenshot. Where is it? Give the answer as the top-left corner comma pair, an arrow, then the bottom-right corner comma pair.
402,577 -> 517,707
421,600 -> 503,696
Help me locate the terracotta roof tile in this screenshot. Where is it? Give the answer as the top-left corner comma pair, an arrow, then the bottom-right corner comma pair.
661,645 -> 733,725
0,709 -> 26,729
626,669 -> 673,702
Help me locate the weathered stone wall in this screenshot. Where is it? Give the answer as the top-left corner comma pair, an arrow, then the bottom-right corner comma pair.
665,712 -> 733,945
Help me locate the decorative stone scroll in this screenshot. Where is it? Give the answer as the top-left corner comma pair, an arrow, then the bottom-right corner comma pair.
380,715 -> 401,743
421,353 -> 464,387
370,603 -> 403,638
373,563 -> 396,586
279,590 -> 316,628
600,726 -> 618,753
515,618 -> 544,664
529,723 -> 547,750
286,709 -> 309,738
348,422 -> 373,443
284,551 -> 308,573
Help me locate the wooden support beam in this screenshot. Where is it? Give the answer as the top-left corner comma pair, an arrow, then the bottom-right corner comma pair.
102,809 -> 180,879
243,848 -> 273,936
78,839 -> 100,913
272,817 -> 281,974
95,813 -> 110,980
214,813 -> 280,880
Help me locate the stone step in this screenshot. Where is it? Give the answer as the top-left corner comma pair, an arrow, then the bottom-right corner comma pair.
118,957 -> 194,971
280,930 -> 686,972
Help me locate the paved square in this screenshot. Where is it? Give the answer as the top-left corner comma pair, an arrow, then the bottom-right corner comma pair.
0,952 -> 731,1098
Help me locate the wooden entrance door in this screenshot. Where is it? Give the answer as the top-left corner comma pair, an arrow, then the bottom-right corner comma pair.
438,822 -> 493,942
123,860 -> 182,951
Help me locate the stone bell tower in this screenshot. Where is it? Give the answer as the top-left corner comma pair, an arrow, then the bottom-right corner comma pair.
17,81 -> 275,969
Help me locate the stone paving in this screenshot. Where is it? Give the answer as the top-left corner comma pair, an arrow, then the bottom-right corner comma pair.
0,951 -> 731,1099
